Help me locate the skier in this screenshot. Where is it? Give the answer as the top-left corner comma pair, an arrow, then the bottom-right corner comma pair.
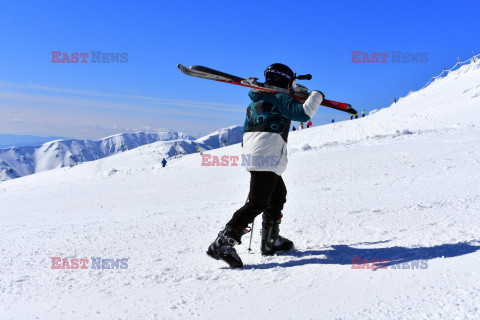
355,113 -> 359,119
362,109 -> 365,117
307,120 -> 312,128
331,118 -> 335,123
292,126 -> 296,131
161,158 -> 167,167
207,63 -> 324,268
300,122 -> 304,129
350,114 -> 354,120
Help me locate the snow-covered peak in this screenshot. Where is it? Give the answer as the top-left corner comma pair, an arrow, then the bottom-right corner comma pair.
0,131 -> 198,182
101,131 -> 195,142
195,125 -> 244,148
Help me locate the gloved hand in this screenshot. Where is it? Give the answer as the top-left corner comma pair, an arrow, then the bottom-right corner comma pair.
302,90 -> 324,118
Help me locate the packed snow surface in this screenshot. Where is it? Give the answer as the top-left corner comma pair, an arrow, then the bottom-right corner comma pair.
1,60 -> 480,319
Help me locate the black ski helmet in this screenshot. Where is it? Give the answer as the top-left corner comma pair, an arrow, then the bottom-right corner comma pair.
264,63 -> 295,89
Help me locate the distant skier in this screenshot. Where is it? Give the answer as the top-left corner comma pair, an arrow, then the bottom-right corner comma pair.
300,122 -> 304,129
331,118 -> 335,123
292,126 -> 296,131
362,109 -> 365,117
307,120 -> 312,128
355,113 -> 359,119
207,63 -> 324,268
196,146 -> 200,153
162,158 -> 167,167
350,114 -> 354,120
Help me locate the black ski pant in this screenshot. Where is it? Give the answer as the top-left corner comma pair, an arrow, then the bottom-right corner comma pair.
227,171 -> 287,229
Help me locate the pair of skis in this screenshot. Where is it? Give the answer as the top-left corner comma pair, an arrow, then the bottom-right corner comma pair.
178,64 -> 357,114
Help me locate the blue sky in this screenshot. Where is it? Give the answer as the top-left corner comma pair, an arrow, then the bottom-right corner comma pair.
0,0 -> 479,139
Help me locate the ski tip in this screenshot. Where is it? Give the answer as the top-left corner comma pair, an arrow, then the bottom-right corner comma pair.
345,104 -> 357,114
177,63 -> 191,76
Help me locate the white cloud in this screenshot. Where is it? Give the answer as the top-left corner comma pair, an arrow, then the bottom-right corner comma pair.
0,80 -> 244,139
0,80 -> 245,112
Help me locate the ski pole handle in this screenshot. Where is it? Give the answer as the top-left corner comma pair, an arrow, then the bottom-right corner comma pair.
296,74 -> 312,80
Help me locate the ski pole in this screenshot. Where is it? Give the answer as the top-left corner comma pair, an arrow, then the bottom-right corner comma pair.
248,219 -> 254,252
241,195 -> 255,252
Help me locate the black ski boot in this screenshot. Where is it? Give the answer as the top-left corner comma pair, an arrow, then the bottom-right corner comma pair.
261,214 -> 294,255
207,226 -> 247,268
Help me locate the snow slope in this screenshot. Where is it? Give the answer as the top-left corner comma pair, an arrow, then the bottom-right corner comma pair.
1,60 -> 480,319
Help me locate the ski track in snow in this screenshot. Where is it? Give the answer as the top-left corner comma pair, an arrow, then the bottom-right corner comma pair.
1,61 -> 480,319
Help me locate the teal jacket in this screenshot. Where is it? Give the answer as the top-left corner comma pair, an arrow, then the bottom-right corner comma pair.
243,90 -> 311,142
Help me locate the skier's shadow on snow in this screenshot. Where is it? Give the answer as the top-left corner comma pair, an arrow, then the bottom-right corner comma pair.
243,241 -> 480,270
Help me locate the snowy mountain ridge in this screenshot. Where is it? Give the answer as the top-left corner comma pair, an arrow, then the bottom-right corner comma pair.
0,131 -> 194,182
0,126 -> 244,182
285,58 -> 480,154
195,125 -> 244,149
